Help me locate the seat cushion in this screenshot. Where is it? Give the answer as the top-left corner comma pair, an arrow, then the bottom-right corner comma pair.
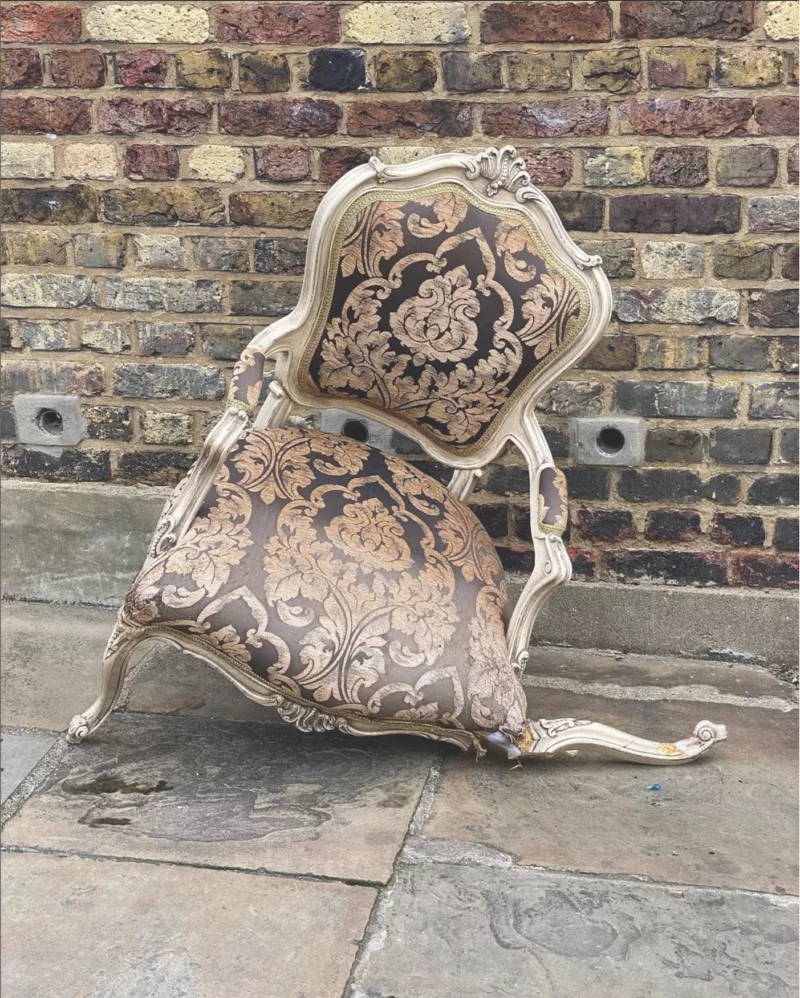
124,426 -> 526,740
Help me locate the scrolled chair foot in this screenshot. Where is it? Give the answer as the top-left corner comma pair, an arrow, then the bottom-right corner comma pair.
66,714 -> 91,744
485,717 -> 728,766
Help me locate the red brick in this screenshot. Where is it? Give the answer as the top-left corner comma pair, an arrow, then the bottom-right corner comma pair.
348,100 -> 473,139
483,98 -> 608,138
518,148 -> 573,187
123,145 -> 180,181
254,145 -> 311,181
730,552 -> 798,590
220,98 -> 341,137
481,2 -> 611,43
1,48 -> 42,88
576,509 -> 635,542
115,51 -> 168,89
49,49 -> 106,89
620,1 -> 754,40
567,547 -> 597,579
318,146 -> 371,184
99,98 -> 212,136
1,3 -> 82,43
215,3 -> 339,44
1,96 -> 91,134
754,97 -> 799,136
618,97 -> 752,137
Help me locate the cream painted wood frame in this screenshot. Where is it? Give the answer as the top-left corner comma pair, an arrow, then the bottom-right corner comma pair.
67,148 -> 726,765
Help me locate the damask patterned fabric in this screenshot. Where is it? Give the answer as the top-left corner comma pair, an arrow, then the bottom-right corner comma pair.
124,427 -> 528,742
300,183 -> 590,456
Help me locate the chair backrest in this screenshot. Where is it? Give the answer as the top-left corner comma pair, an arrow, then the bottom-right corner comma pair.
250,147 -> 612,471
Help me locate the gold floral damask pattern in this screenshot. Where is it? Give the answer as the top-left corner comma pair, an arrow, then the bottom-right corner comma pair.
124,427 -> 527,739
300,183 -> 590,454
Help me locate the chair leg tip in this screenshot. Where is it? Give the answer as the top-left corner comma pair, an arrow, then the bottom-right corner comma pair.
66,714 -> 90,745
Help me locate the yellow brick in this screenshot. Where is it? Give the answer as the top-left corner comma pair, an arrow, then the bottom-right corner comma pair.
85,4 -> 209,43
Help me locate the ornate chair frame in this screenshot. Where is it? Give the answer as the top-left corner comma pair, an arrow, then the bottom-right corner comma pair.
68,147 -> 725,765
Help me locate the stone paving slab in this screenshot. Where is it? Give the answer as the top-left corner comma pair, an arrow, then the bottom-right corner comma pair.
525,646 -> 797,705
422,690 -> 798,894
352,860 -> 799,998
1,601 -> 114,731
3,713 -> 435,884
1,851 -> 374,998
1,733 -> 56,803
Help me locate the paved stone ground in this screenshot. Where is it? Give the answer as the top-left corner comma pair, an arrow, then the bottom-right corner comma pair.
2,601 -> 798,998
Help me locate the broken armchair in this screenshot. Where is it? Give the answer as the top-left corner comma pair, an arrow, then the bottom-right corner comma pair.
68,147 -> 726,765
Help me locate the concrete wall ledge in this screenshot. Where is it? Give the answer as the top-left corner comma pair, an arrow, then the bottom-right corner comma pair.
2,479 -> 797,670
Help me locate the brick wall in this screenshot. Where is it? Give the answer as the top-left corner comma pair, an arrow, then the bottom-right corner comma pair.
1,1 -> 798,591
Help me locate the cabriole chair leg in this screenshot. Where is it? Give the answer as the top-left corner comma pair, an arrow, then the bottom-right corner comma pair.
66,621 -> 142,744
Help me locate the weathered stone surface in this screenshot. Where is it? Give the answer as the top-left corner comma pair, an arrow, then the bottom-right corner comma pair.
638,336 -> 701,370
583,146 -> 645,187
186,144 -> 245,182
61,142 -> 117,180
620,1 -> 755,39
640,241 -> 705,279
616,288 -> 739,325
442,51 -> 502,92
115,49 -> 168,87
2,446 -> 111,483
749,289 -> 798,328
131,234 -> 187,271
105,278 -> 221,313
230,280 -> 300,316
1,273 -> 98,309
713,241 -> 771,279
229,191 -> 321,228
2,96 -> 92,134
750,382 -> 799,420
3,184 -> 97,225
348,99 -> 473,138
649,146 -> 708,187
4,712 -> 435,882
345,2 -> 469,44
138,321 -> 193,356
102,187 -> 224,226
372,50 -> 437,91
98,97 -> 212,135
18,319 -> 70,350
193,237 -> 249,272
548,192 -> 604,230
140,410 -> 192,445
355,861 -> 798,998
254,145 -> 311,181
123,143 -> 179,181
308,46 -> 367,91
2,359 -> 104,396
73,232 -> 126,269
716,145 -> 778,187
1,47 -> 42,88
176,48 -> 232,89
220,98 -> 340,137
1,733 -> 56,803
85,3 -> 210,42
649,46 -> 713,88
5,230 -> 68,266
754,96 -> 799,135
618,97 -> 752,136
483,98 -> 608,138
707,335 -> 770,372
764,1 -> 799,39
610,194 -> 740,234
422,690 -> 797,893
49,48 -> 105,88
254,237 -> 307,274
217,3 -> 339,44
579,240 -> 635,278
113,362 -> 224,398
482,1 -> 612,43
1,3 -> 82,43
2,853 -> 374,998
239,51 -> 290,93
581,47 -> 641,93
748,197 -> 799,233
615,381 -> 739,419
81,320 -> 130,353
1,141 -> 54,179
718,47 -> 783,87
519,147 -> 573,187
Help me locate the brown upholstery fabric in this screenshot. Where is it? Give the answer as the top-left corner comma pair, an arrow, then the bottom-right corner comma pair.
300,183 -> 590,455
125,427 -> 527,739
